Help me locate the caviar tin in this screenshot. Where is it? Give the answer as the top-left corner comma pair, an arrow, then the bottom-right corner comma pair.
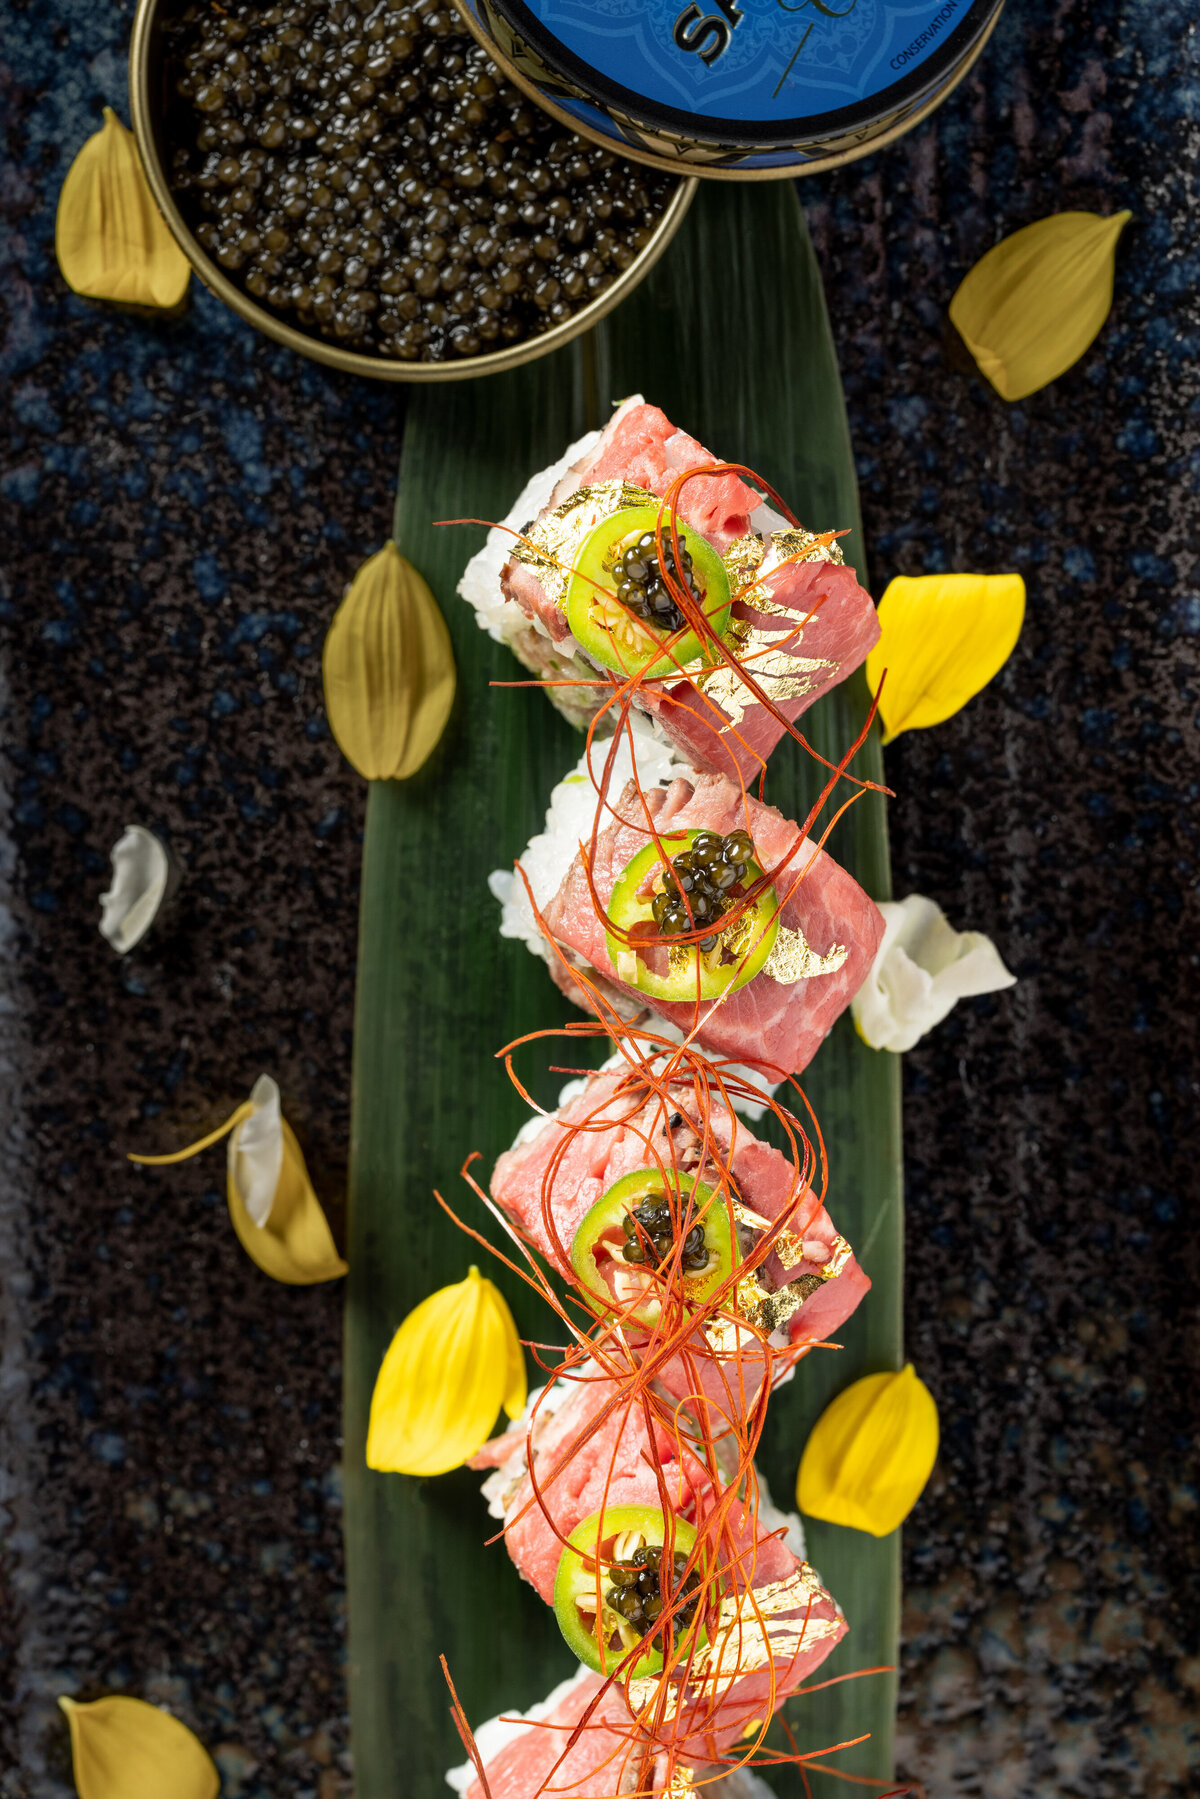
454,0 -> 1005,178
128,0 -> 695,382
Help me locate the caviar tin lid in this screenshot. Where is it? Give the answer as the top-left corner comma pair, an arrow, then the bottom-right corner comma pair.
455,0 -> 1005,176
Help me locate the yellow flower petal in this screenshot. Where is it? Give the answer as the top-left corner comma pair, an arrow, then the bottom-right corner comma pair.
950,210 -> 1131,402
366,1265 -> 525,1475
502,1299 -> 528,1421
227,1115 -> 348,1286
796,1363 -> 939,1537
866,571 -> 1025,743
323,541 -> 456,781
129,1080 -> 347,1286
59,1695 -> 218,1799
55,109 -> 190,312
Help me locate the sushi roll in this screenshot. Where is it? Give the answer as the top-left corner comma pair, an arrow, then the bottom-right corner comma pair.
494,732 -> 884,1079
490,1062 -> 869,1355
458,397 -> 880,781
458,1398 -> 846,1789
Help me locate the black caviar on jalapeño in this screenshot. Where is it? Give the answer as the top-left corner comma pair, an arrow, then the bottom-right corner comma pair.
566,505 -> 732,678
570,1168 -> 737,1325
605,828 -> 779,1002
554,1505 -> 708,1677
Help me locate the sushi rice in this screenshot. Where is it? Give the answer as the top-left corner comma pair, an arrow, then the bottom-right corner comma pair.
457,419 -> 612,649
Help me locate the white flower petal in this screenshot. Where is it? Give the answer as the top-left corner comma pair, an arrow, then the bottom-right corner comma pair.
98,826 -> 169,954
852,894 -> 1016,1053
229,1074 -> 285,1228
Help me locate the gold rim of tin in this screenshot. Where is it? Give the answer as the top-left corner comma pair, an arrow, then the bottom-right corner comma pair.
128,0 -> 696,383
451,0 -> 1003,182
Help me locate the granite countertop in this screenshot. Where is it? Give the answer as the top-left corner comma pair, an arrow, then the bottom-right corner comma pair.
1,1 -> 1196,1795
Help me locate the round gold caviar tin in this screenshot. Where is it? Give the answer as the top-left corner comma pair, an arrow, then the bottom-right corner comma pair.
128,0 -> 696,382
454,0 -> 1005,179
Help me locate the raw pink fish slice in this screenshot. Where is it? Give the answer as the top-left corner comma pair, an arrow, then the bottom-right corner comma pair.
541,774 -> 884,1076
489,1066 -> 868,1352
568,402 -> 759,549
663,1502 -> 848,1761
460,1672 -> 654,1799
642,555 -> 881,784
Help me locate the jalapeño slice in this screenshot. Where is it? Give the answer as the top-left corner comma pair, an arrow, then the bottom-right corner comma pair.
604,828 -> 779,1003
554,1505 -> 706,1678
565,505 -> 732,679
570,1168 -> 735,1326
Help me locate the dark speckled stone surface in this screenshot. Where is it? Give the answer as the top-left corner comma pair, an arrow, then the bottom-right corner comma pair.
1,0 -> 1197,1795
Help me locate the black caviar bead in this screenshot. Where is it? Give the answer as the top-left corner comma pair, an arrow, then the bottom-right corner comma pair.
652,830 -> 759,944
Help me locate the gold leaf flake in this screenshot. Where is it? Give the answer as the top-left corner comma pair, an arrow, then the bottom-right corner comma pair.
762,923 -> 848,985
725,527 -> 845,619
746,1283 -> 804,1335
511,482 -> 658,611
629,1564 -> 842,1715
703,1313 -> 750,1357
817,1233 -> 853,1281
772,1231 -> 806,1271
699,639 -> 834,734
705,1274 -> 803,1347
723,531 -> 766,595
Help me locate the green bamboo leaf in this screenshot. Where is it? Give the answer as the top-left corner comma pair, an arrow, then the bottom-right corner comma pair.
343,179 -> 902,1799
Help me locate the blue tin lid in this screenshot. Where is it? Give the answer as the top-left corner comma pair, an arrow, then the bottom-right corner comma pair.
490,0 -> 998,145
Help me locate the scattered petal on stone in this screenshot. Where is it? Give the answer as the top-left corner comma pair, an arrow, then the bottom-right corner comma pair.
796,1364 -> 939,1538
129,1077 -> 347,1285
367,1266 -> 526,1476
866,571 -> 1025,743
59,1694 -> 218,1799
851,894 -> 1016,1053
323,541 -> 456,781
99,825 -> 170,953
56,108 -> 190,311
950,210 -> 1131,402
226,1077 -> 347,1284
